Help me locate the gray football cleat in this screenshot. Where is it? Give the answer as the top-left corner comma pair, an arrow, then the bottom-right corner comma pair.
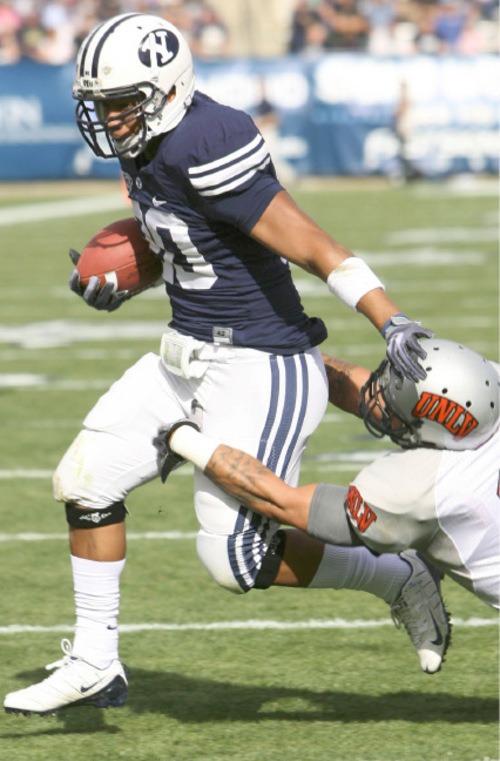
391,550 -> 451,674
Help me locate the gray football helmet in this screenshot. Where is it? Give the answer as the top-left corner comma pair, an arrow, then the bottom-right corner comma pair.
73,13 -> 195,159
360,338 -> 499,450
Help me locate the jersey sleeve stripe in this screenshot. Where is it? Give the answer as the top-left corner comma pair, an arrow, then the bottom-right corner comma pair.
194,156 -> 271,197
189,143 -> 270,192
188,133 -> 263,176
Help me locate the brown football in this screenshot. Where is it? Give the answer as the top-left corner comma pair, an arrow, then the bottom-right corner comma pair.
77,217 -> 162,295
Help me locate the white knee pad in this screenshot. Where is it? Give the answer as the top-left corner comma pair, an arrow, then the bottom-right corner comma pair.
196,530 -> 246,595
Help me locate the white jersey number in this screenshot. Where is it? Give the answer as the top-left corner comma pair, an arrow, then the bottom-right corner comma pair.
134,202 -> 216,291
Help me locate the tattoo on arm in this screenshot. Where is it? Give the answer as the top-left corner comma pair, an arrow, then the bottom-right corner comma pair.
205,445 -> 283,518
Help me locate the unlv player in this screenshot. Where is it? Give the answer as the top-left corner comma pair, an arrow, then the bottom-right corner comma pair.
157,339 -> 499,613
4,14 -> 437,714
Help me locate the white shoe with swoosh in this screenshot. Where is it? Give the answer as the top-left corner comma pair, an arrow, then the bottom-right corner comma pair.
3,639 -> 128,715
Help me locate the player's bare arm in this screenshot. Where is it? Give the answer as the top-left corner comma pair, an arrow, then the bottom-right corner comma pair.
250,189 -> 400,331
205,444 -> 315,532
251,190 -> 434,381
322,354 -> 370,417
165,426 -> 315,532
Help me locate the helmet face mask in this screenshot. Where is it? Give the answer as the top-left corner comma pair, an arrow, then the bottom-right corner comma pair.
73,13 -> 195,159
75,84 -> 161,158
360,359 -> 420,448
360,339 -> 499,451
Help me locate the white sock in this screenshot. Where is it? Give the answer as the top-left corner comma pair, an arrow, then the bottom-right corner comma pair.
71,555 -> 126,668
308,544 -> 410,605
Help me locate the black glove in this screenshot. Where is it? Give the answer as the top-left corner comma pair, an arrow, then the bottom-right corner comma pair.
68,249 -> 131,312
153,420 -> 201,483
381,314 -> 434,382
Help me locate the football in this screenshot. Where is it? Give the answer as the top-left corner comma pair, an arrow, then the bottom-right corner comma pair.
77,217 -> 163,295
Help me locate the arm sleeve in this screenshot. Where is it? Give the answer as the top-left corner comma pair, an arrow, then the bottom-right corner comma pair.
307,483 -> 363,546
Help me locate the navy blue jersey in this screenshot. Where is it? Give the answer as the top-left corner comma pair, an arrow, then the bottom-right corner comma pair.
121,92 -> 327,354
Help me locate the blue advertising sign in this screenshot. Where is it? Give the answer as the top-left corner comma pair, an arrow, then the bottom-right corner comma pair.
0,55 -> 498,180
0,59 -> 120,180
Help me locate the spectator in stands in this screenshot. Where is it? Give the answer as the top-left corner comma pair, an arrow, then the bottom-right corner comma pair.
433,0 -> 467,53
0,28 -> 21,64
158,0 -> 195,39
412,1 -> 441,54
288,0 -> 323,53
0,0 -> 22,29
319,0 -> 370,51
190,1 -> 229,58
33,0 -> 76,64
455,2 -> 484,55
16,8 -> 46,61
476,0 -> 498,20
0,1 -> 22,63
2,0 -> 499,63
0,2 -> 22,63
363,0 -> 398,56
73,3 -> 104,52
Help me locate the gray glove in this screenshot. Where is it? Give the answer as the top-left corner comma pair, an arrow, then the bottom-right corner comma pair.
68,249 -> 131,312
153,420 -> 201,483
381,314 -> 434,382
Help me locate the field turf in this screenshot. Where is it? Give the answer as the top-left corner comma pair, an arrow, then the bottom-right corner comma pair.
0,176 -> 498,761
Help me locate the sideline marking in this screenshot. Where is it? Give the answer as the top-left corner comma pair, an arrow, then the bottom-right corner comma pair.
0,618 -> 495,635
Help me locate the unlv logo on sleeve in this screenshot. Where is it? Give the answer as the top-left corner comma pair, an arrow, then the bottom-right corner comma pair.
412,392 -> 479,439
139,30 -> 179,67
345,485 -> 378,533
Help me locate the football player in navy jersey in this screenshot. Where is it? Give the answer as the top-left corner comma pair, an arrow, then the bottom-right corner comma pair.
4,13 -> 439,715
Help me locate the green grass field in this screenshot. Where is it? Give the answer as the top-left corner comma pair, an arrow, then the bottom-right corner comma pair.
0,176 -> 498,761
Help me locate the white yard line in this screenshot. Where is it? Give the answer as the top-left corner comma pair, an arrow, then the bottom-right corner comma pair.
0,618 -> 495,636
386,228 -> 498,245
0,531 -> 197,542
0,450 -> 380,481
0,194 -> 127,227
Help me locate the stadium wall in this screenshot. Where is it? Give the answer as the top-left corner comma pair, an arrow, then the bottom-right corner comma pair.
0,55 -> 497,181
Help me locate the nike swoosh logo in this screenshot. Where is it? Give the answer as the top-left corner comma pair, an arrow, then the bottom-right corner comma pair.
430,612 -> 443,646
80,682 -> 100,694
152,196 -> 167,207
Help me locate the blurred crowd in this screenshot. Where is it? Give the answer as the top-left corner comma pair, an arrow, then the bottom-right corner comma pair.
0,0 -> 497,65
289,0 -> 499,56
0,0 -> 231,64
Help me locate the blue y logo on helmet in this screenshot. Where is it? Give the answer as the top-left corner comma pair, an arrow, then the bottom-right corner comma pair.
139,29 -> 179,67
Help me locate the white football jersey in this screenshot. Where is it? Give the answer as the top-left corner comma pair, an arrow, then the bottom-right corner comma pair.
349,426 -> 500,608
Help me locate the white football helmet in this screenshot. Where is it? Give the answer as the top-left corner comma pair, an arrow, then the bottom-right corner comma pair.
73,13 -> 195,159
360,338 -> 499,450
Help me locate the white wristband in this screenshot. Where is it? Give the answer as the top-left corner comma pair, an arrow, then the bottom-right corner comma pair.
327,257 -> 385,312
170,425 -> 219,472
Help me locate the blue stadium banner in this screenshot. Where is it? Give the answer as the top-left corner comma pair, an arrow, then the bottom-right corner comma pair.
0,59 -> 120,180
0,55 -> 498,181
